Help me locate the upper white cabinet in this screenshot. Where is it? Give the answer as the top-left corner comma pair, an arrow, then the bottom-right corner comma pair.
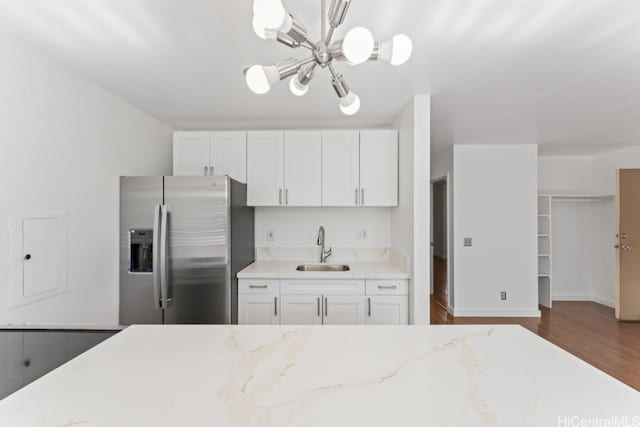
174,129 -> 398,207
247,131 -> 284,206
322,131 -> 360,206
359,130 -> 398,206
210,132 -> 247,182
173,131 -> 247,182
248,131 -> 322,206
173,132 -> 210,177
284,131 -> 322,206
321,130 -> 398,207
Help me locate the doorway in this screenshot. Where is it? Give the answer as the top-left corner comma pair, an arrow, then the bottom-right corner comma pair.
431,176 -> 451,315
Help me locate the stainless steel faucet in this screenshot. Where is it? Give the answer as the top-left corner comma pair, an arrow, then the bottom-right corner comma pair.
317,226 -> 332,263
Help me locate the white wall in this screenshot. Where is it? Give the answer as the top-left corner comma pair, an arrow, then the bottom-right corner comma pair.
538,155 -> 593,195
593,146 -> 640,195
453,145 -> 539,316
390,95 -> 431,324
0,36 -> 172,326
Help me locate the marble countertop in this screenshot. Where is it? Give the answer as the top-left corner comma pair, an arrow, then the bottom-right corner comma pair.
237,261 -> 410,280
1,325 -> 639,426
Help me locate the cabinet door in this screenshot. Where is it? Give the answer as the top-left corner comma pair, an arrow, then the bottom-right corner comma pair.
366,295 -> 408,325
322,131 -> 360,206
211,131 -> 247,183
280,295 -> 323,325
173,132 -> 211,176
238,295 -> 280,325
284,131 -> 322,206
359,130 -> 398,206
247,131 -> 284,206
323,295 -> 365,325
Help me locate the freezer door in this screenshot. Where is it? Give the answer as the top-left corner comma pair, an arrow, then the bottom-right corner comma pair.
119,177 -> 164,325
163,176 -> 231,324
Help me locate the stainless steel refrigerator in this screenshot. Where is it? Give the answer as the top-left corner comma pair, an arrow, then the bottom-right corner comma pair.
119,176 -> 254,325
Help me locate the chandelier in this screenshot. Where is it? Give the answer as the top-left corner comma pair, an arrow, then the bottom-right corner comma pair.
245,0 -> 413,115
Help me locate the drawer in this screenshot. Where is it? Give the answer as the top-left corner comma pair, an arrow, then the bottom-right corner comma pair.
281,280 -> 365,296
365,280 -> 409,296
238,279 -> 280,295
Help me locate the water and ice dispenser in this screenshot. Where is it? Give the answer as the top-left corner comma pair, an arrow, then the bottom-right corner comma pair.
129,229 -> 153,273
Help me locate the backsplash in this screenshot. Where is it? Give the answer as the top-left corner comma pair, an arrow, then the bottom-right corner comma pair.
254,207 -> 391,247
256,247 -> 391,262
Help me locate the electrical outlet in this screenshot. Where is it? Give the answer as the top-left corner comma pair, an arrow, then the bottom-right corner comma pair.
500,291 -> 507,301
357,229 -> 368,240
464,237 -> 473,247
266,229 -> 274,242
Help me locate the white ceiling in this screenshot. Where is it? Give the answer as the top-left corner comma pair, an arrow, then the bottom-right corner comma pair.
0,0 -> 639,154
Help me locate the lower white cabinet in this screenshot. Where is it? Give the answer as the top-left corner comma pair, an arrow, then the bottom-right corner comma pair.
280,295 -> 323,325
323,295 -> 366,325
366,295 -> 409,325
238,279 -> 408,325
238,295 -> 280,325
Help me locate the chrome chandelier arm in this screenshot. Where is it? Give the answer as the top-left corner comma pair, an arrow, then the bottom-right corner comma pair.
325,0 -> 352,43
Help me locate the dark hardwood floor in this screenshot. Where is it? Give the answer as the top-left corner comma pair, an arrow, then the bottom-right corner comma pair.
430,298 -> 640,391
432,256 -> 447,309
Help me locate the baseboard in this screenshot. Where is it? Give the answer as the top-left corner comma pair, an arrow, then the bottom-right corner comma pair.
592,296 -> 615,308
553,293 -> 592,301
553,294 -> 616,308
453,308 -> 541,318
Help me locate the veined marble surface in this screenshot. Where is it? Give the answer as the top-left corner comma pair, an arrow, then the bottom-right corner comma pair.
1,325 -> 638,427
255,246 -> 394,263
238,261 -> 409,279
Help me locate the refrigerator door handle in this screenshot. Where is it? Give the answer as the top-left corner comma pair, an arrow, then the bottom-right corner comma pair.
160,204 -> 173,308
152,204 -> 162,309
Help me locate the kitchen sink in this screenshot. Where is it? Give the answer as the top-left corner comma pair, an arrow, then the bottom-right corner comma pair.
296,264 -> 350,272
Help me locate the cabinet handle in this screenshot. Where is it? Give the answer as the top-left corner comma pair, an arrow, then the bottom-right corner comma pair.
204,166 -> 208,176
249,285 -> 268,289
285,189 -> 289,205
274,297 -> 278,316
368,297 -> 371,317
279,189 -> 283,205
377,285 -> 398,290
355,189 -> 359,205
361,188 -> 364,205
317,297 -> 321,317
324,297 -> 328,316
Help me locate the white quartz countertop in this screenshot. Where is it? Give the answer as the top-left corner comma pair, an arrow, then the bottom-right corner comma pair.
237,261 -> 410,279
1,325 -> 639,427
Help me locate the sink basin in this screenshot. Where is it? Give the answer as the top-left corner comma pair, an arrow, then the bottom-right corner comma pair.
296,264 -> 350,272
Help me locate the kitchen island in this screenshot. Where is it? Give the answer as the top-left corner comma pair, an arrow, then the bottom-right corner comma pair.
1,324 -> 638,426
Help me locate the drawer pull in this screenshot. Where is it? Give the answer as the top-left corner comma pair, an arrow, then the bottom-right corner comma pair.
377,285 -> 398,290
249,285 -> 269,289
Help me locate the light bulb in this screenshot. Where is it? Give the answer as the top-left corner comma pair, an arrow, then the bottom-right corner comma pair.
378,34 -> 413,66
252,15 -> 276,40
253,0 -> 286,30
289,77 -> 308,96
342,27 -> 375,65
339,92 -> 360,115
244,65 -> 279,94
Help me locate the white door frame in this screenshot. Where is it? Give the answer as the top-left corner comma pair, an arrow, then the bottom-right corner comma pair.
430,174 -> 453,313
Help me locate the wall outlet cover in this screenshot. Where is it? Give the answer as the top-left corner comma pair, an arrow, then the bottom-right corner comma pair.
266,229 -> 274,242
357,229 -> 368,240
464,237 -> 473,247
